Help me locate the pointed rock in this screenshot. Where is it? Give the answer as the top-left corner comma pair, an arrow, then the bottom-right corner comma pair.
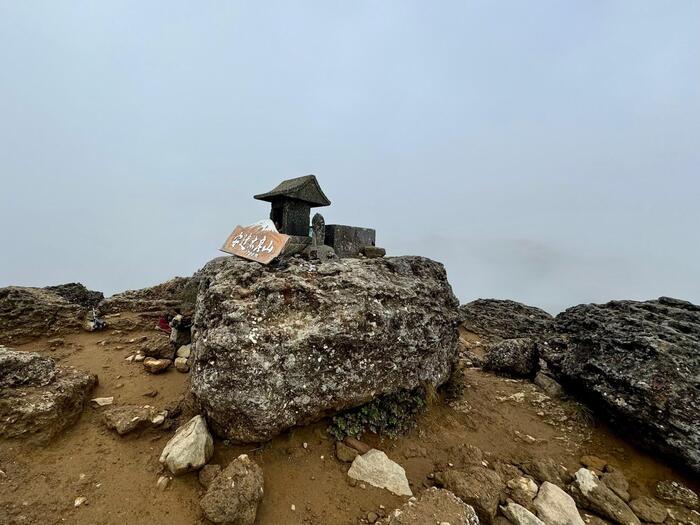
348,449 -> 412,496
159,415 -> 213,475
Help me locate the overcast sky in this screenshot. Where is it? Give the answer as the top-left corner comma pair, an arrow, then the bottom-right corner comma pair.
0,1 -> 698,314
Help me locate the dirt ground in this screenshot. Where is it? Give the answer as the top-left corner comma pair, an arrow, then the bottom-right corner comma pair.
0,322 -> 697,525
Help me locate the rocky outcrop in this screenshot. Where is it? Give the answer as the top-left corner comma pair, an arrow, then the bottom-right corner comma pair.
199,454 -> 264,525
0,347 -> 97,442
98,276 -> 197,315
44,283 -> 103,309
541,297 -> 700,474
570,468 -> 639,525
0,286 -> 93,344
381,487 -> 480,525
459,299 -> 553,341
191,255 -> 459,442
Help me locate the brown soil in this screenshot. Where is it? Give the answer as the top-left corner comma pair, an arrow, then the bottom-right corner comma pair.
0,322 -> 697,525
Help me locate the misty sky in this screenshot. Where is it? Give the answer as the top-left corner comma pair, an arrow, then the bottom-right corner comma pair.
1,1 -> 698,314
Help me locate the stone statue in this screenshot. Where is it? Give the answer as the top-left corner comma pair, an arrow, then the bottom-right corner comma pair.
312,213 -> 325,246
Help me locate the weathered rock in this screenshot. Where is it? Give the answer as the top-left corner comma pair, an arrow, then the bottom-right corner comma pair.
534,372 -> 564,398
580,456 -> 607,472
0,347 -> 56,388
459,299 -> 553,341
0,348 -> 97,442
45,283 -> 103,309
102,405 -> 155,435
156,475 -> 171,491
160,415 -> 213,475
656,481 -> 699,511
380,487 -> 480,525
570,468 -> 639,525
542,298 -> 700,473
629,497 -> 667,523
91,397 -> 114,407
143,358 -> 171,374
600,470 -> 629,503
362,246 -> 387,259
336,441 -> 359,463
483,338 -> 539,378
520,459 -> 570,489
198,464 -> 222,488
665,506 -> 700,525
191,255 -> 459,442
176,344 -> 191,359
99,276 -> 197,315
438,466 -> 505,523
174,357 -> 190,373
199,454 -> 264,525
141,338 -> 173,359
506,477 -> 539,509
448,444 -> 485,468
0,286 -> 89,344
502,502 -> 546,525
348,449 -> 412,497
533,481 -> 585,525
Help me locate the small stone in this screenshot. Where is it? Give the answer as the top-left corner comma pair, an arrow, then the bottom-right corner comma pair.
344,436 -> 372,454
174,357 -> 189,373
151,413 -> 166,426
348,449 -> 412,497
91,397 -> 114,407
336,441 -> 359,463
103,405 -> 154,435
143,390 -> 158,398
501,501 -> 546,525
580,455 -> 607,472
74,496 -> 87,507
143,358 -> 172,374
159,415 -> 214,475
291,504 -> 296,511
176,345 -> 191,359
361,246 -> 386,258
156,476 -> 170,491
134,354 -> 145,362
367,511 -> 378,523
200,454 -> 263,525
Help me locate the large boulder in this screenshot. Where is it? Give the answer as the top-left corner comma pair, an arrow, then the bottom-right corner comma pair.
190,255 -> 459,442
0,347 -> 97,442
0,286 -> 93,344
459,299 -> 553,341
542,297 -> 700,474
381,487 -> 480,525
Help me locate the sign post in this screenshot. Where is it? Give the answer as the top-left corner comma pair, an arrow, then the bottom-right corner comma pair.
220,220 -> 290,264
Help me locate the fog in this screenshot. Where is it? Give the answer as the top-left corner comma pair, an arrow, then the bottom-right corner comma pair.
1,1 -> 698,313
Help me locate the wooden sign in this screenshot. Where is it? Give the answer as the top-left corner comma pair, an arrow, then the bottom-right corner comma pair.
220,220 -> 290,264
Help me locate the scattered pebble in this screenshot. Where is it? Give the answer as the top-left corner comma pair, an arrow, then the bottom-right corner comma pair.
74,496 -> 87,508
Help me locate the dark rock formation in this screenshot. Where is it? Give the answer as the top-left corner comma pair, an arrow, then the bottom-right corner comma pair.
482,338 -> 539,377
459,299 -> 553,341
0,347 -> 97,443
191,255 -> 459,442
542,297 -> 700,474
44,283 -> 103,309
0,286 -> 87,344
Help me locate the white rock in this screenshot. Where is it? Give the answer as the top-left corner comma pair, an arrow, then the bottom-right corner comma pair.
176,344 -> 191,359
74,496 -> 87,507
347,449 -> 412,496
157,475 -> 170,491
91,397 -> 114,407
508,476 -> 539,500
502,501 -> 546,525
159,415 -> 214,475
533,481 -> 585,525
134,353 -> 145,362
174,357 -> 190,373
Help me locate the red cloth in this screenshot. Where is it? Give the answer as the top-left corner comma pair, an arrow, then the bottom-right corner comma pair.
157,317 -> 172,334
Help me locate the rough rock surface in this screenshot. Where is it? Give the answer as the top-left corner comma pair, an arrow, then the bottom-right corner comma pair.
44,283 -> 103,309
380,487 -> 480,525
191,255 -> 459,442
501,501 -> 545,525
459,299 -> 553,341
542,297 -> 700,474
483,338 -> 540,378
438,466 -> 505,523
0,347 -> 97,442
347,449 -> 412,497
199,454 -> 264,525
533,481 -> 585,525
99,276 -> 197,315
0,286 -> 89,344
520,458 -> 570,489
570,468 -> 639,525
160,415 -> 214,476
656,480 -> 699,511
102,405 -> 157,435
629,497 -> 667,523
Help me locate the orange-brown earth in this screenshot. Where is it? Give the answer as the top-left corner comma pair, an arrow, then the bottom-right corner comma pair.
0,319 -> 697,525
